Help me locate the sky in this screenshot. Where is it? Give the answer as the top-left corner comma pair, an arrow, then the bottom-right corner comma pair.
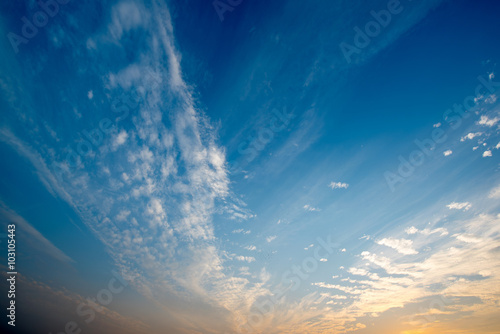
0,0 -> 500,333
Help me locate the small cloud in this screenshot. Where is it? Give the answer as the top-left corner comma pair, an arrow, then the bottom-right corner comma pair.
112,130 -> 128,150
304,204 -> 320,212
87,90 -> 93,99
329,182 -> 349,189
454,233 -> 482,243
232,229 -> 251,234
319,258 -> 328,262
376,237 -> 418,255
235,255 -> 255,263
239,267 -> 250,276
443,150 -> 453,156
460,132 -> 483,141
446,202 -> 472,211
485,94 -> 497,104
360,235 -> 370,241
433,122 -> 441,128
115,210 -> 131,222
348,267 -> 368,276
341,248 -> 346,252
495,142 -> 500,150
304,243 -> 314,250
266,235 -> 277,243
478,115 -> 499,127
489,72 -> 495,80
483,150 -> 492,157
244,245 -> 257,251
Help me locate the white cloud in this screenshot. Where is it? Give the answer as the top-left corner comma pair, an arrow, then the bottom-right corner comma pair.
232,229 -> 251,234
244,245 -> 257,251
266,235 -> 277,243
303,204 -> 320,212
320,258 -> 328,262
446,202 -> 472,211
478,115 -> 499,127
454,233 -> 482,243
234,255 -> 255,263
376,237 -> 418,255
115,210 -> 131,222
483,150 -> 492,157
485,94 -> 497,104
87,90 -> 93,99
341,248 -> 346,252
433,122 -> 441,128
348,267 -> 369,276
460,132 -> 483,141
443,150 -> 453,156
405,226 -> 448,236
112,129 -> 129,150
329,181 -> 349,189
496,142 -> 500,150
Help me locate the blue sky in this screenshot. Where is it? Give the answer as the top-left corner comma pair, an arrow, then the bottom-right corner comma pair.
1,0 -> 500,333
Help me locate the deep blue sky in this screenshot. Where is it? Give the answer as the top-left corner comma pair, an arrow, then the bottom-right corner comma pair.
1,0 -> 500,333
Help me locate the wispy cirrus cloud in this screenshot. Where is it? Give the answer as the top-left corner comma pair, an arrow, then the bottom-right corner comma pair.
0,203 -> 74,264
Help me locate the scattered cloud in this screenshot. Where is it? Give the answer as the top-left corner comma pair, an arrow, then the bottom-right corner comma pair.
112,129 -> 129,150
447,202 -> 472,211
460,132 -> 483,141
232,229 -> 251,234
266,235 -> 277,243
234,255 -> 255,263
376,237 -> 418,255
329,181 -> 349,189
303,204 -> 320,212
477,115 -> 499,127
443,150 -> 453,156
483,150 -> 492,157
304,243 -> 315,250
